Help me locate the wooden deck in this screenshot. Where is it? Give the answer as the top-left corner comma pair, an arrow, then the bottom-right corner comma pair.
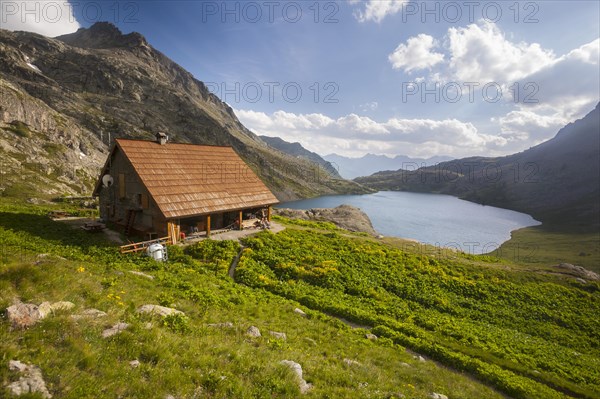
184,221 -> 284,243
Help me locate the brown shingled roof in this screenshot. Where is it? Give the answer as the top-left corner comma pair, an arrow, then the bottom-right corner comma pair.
105,139 -> 278,219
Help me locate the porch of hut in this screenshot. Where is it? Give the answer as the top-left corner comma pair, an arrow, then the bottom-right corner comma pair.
167,206 -> 273,244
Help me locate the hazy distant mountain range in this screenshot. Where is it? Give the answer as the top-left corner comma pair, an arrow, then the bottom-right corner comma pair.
323,153 -> 454,179
258,135 -> 453,180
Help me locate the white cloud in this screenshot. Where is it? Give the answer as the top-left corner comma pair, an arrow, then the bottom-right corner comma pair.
446,21 -> 556,83
236,109 -> 508,158
488,37 -> 599,145
519,38 -> 600,108
1,1 -> 80,37
498,107 -> 571,145
389,34 -> 444,73
388,23 -> 598,152
566,38 -> 600,65
337,114 -> 390,135
353,0 -> 407,23
388,21 -> 557,83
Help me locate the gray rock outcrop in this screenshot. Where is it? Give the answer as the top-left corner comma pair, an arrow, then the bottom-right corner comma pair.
280,360 -> 312,394
7,360 -> 52,398
102,322 -> 130,338
293,308 -> 307,317
6,301 -> 74,329
137,305 -> 184,317
129,360 -> 140,368
246,326 -> 261,337
269,331 -> 287,340
275,205 -> 377,235
553,263 -> 599,281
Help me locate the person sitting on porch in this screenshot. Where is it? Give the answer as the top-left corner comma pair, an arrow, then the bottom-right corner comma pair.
261,217 -> 271,229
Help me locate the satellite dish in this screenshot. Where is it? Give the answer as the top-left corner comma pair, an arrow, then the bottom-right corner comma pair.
102,174 -> 114,188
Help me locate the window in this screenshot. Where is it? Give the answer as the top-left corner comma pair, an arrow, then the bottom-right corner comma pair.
139,193 -> 149,209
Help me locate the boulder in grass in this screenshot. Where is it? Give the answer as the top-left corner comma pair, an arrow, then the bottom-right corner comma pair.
553,263 -> 599,280
6,303 -> 41,329
7,360 -> 52,398
246,326 -> 261,337
102,322 -> 129,338
6,301 -> 74,329
269,331 -> 287,340
137,305 -> 184,317
37,301 -> 75,318
280,360 -> 312,394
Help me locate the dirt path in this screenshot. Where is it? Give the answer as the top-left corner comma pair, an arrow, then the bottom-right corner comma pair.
228,245 -> 245,279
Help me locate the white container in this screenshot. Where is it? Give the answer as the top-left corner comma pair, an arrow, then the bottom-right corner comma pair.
147,243 -> 165,262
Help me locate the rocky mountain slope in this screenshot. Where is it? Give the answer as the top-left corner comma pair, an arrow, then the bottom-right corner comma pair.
0,22 -> 367,201
356,103 -> 600,227
259,135 -> 341,179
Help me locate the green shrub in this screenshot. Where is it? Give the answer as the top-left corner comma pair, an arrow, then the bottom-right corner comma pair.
236,228 -> 600,399
162,313 -> 190,333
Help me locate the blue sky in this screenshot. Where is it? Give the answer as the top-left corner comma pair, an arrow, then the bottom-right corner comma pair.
3,0 -> 599,158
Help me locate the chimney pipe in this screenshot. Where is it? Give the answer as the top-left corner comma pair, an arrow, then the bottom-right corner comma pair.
156,132 -> 168,145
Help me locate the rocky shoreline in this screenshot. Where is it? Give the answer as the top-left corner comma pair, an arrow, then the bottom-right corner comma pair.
274,204 -> 378,236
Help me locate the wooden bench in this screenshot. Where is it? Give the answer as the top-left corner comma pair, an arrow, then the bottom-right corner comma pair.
81,221 -> 105,232
242,218 -> 260,229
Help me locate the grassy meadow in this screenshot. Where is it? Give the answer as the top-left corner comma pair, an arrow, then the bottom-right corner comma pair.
1,199 -> 598,398
493,224 -> 600,274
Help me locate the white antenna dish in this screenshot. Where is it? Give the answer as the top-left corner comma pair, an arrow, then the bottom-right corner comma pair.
102,174 -> 114,188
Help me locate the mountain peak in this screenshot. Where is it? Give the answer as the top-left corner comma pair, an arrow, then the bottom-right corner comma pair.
56,22 -> 149,50
88,21 -> 121,35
